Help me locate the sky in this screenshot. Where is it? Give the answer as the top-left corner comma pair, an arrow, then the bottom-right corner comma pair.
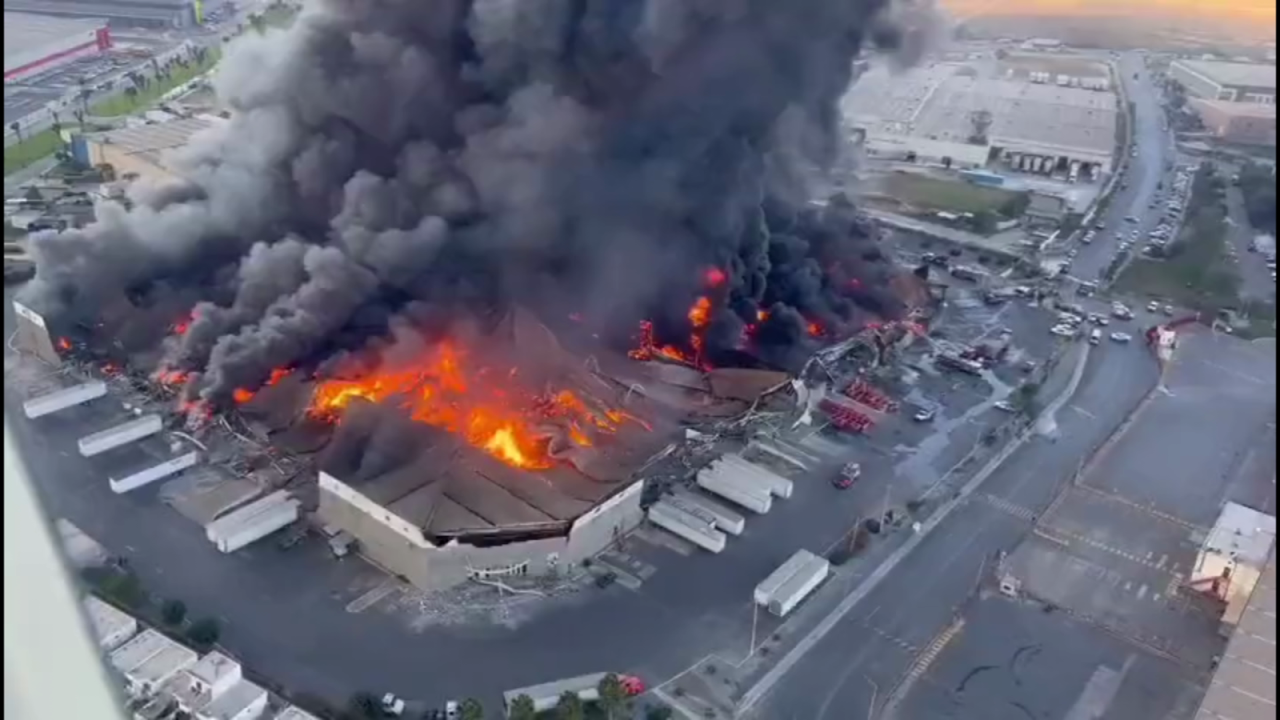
946,0 -> 1277,29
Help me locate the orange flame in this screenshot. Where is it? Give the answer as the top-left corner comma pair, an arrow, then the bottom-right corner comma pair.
171,314 -> 193,336
704,267 -> 727,288
807,321 -> 824,338
232,388 -> 255,404
56,337 -> 73,351
308,341 -> 641,469
628,320 -> 697,366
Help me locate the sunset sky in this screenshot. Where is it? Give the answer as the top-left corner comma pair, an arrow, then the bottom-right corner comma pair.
946,0 -> 1276,28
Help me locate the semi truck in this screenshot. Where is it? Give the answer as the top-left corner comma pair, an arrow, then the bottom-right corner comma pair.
714,454 -> 794,499
23,380 -> 107,419
754,549 -> 830,618
668,489 -> 746,536
78,414 -> 163,457
697,467 -> 773,514
205,490 -> 301,553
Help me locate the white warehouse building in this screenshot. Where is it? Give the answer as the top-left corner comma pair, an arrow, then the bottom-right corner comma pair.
842,63 -> 1118,177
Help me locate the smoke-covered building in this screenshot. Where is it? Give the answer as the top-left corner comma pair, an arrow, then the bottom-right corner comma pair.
1188,99 -> 1277,147
3,12 -> 112,82
843,62 -> 1118,176
3,0 -> 203,29
1170,60 -> 1276,105
71,115 -> 224,182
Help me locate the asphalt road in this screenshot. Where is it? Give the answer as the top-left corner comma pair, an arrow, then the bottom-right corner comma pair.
749,331 -> 1161,719
1071,53 -> 1175,282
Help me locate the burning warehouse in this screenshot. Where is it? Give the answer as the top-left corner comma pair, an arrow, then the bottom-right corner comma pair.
12,0 -> 940,587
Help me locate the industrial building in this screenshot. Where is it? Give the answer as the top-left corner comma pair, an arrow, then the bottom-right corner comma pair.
842,63 -> 1118,176
84,595 -> 139,651
1170,60 -> 1276,104
1192,503 -> 1275,720
1188,99 -> 1277,147
72,115 -> 224,183
3,0 -> 205,29
3,12 -> 112,82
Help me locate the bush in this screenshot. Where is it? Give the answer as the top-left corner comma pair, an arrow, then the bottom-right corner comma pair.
186,617 -> 222,649
646,704 -> 675,720
161,599 -> 187,626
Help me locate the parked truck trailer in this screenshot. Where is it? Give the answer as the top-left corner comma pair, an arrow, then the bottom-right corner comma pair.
108,450 -> 199,494
78,414 -> 163,457
767,553 -> 830,617
715,454 -> 794,499
207,497 -> 300,554
696,468 -> 772,514
648,501 -> 727,553
754,549 -> 821,606
23,380 -> 107,419
668,489 -> 746,536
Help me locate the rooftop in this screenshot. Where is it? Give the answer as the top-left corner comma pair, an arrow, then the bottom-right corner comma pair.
109,628 -> 197,685
3,0 -> 191,23
83,595 -> 138,649
199,679 -> 267,720
1176,60 -> 1278,91
1191,99 -> 1279,120
844,63 -> 1118,157
274,707 -> 323,720
165,651 -> 242,710
1196,548 -> 1276,720
3,11 -> 106,66
1204,502 -> 1278,568
84,116 -> 222,170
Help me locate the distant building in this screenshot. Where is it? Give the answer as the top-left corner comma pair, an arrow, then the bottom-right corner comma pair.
1193,544 -> 1274,720
1170,60 -> 1276,104
842,63 -> 1117,176
3,11 -> 112,82
108,628 -> 198,697
2,0 -> 204,29
72,115 -> 223,182
1188,99 -> 1277,147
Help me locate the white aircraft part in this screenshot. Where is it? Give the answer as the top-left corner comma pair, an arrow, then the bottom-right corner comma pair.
768,554 -> 830,617
754,549 -> 821,607
648,502 -> 727,553
696,470 -> 772,514
77,415 -> 163,457
668,489 -> 746,536
715,454 -> 795,499
23,381 -> 107,419
109,450 -> 199,494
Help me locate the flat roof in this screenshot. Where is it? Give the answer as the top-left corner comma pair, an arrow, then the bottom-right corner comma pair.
1196,548 -> 1276,720
109,628 -> 196,683
201,680 -> 267,720
1204,502 -> 1278,569
4,11 -> 105,65
85,116 -> 221,169
1176,60 -> 1278,91
3,0 -> 189,22
845,63 -> 1118,157
83,596 -> 137,648
1192,99 -> 1279,120
274,708 -> 322,720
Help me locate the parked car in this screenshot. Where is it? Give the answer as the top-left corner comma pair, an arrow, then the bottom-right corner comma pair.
914,407 -> 937,423
994,400 -> 1017,412
833,462 -> 862,489
1110,332 -> 1133,343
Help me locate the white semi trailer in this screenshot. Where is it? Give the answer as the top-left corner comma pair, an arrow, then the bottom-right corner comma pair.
23,380 -> 107,419
754,549 -> 821,606
647,501 -> 727,553
715,454 -> 794,499
205,490 -> 300,553
78,415 -> 163,457
697,468 -> 772,514
108,450 -> 199,494
668,489 -> 746,536
768,554 -> 830,617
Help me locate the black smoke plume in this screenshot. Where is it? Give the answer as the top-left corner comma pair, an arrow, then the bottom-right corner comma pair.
21,0 -> 937,402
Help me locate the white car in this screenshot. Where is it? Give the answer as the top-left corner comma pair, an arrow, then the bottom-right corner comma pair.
994,400 -> 1018,413
1050,324 -> 1078,338
1110,332 -> 1133,343
1147,300 -> 1160,312
914,407 -> 937,423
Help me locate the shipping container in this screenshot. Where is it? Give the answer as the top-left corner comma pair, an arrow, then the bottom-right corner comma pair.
668,489 -> 746,536
747,440 -> 812,470
709,459 -> 785,501
696,469 -> 772,514
23,380 -> 107,419
78,414 -> 163,457
754,549 -> 821,606
648,501 -> 727,553
767,554 -> 830,617
208,497 -> 300,554
715,454 -> 795,499
205,490 -> 294,542
109,450 -> 199,494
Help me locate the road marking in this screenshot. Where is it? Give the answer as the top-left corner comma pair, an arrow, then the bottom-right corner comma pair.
345,578 -> 400,614
736,345 -> 1094,717
977,493 -> 1037,522
882,618 -> 966,720
1071,405 -> 1098,419
1075,484 -> 1206,533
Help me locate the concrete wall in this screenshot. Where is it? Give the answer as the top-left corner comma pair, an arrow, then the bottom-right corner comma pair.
317,473 -> 644,592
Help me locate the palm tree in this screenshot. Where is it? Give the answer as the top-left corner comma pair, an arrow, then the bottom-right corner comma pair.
555,691 -> 584,720
507,695 -> 537,720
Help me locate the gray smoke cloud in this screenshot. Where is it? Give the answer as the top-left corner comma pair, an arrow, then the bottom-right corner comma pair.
22,0 -> 937,398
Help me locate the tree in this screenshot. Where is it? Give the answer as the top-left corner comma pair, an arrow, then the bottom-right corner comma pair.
645,705 -> 675,720
458,698 -> 484,720
160,598 -> 187,626
555,691 -> 584,720
186,617 -> 221,649
1015,382 -> 1041,417
9,121 -> 21,143
506,695 -> 537,720
597,674 -> 630,720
